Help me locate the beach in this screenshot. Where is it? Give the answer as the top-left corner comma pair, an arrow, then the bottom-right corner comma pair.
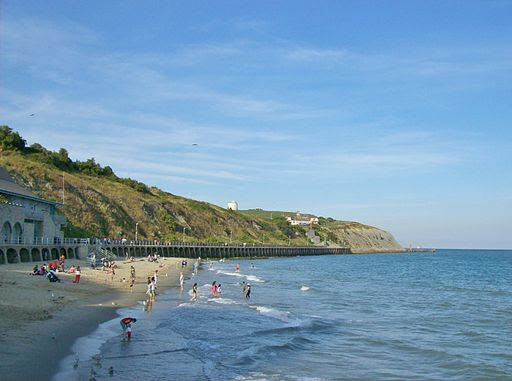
0,256 -> 191,381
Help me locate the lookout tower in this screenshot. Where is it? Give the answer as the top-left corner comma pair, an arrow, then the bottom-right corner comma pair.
227,200 -> 238,211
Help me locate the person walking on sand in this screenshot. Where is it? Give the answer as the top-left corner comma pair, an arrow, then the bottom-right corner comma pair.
147,278 -> 156,301
191,283 -> 198,301
130,266 -> 136,290
73,266 -> 81,283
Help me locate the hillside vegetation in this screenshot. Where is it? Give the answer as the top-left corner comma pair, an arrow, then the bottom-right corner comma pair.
0,126 -> 403,252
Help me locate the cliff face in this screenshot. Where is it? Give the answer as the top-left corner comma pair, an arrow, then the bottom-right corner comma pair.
314,220 -> 403,253
0,145 -> 403,252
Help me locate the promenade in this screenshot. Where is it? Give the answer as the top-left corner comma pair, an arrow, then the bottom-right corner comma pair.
0,237 -> 350,264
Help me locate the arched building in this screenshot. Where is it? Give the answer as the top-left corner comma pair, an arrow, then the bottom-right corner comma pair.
0,167 -> 66,245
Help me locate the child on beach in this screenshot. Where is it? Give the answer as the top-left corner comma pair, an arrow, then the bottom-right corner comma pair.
126,325 -> 132,340
120,317 -> 136,331
73,266 -> 81,283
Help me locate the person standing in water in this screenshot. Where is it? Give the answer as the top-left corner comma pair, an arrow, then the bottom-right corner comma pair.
211,281 -> 217,296
245,284 -> 251,299
179,272 -> 184,289
191,283 -> 198,301
126,324 -> 132,341
235,263 -> 240,272
120,317 -> 137,334
216,284 -> 222,297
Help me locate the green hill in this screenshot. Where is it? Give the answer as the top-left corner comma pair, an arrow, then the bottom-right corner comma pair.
0,126 -> 403,252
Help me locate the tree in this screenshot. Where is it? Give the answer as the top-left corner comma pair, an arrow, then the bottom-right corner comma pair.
0,126 -> 26,151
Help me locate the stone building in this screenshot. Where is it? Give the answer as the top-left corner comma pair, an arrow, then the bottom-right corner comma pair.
0,167 -> 66,245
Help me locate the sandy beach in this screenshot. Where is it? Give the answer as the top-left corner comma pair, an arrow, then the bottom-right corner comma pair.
0,256 -> 193,381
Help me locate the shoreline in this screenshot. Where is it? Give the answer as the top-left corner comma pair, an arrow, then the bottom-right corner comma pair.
0,257 -> 194,381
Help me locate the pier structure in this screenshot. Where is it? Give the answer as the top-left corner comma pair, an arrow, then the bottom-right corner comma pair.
0,238 -> 350,264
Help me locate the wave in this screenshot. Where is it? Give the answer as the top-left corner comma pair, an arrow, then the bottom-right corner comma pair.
216,270 -> 264,283
300,286 -> 310,291
249,305 -> 290,322
234,336 -> 316,365
208,297 -> 240,305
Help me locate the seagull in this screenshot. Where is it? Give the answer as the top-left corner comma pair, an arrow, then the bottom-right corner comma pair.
192,143 -> 198,146
29,113 -> 35,116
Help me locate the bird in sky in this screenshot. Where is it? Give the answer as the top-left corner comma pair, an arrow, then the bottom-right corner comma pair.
192,143 -> 198,146
29,113 -> 35,116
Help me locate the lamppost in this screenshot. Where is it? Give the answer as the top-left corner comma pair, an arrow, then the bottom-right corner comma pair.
135,222 -> 139,241
182,226 -> 187,242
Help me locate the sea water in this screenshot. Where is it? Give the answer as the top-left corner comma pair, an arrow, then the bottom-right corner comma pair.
56,249 -> 512,380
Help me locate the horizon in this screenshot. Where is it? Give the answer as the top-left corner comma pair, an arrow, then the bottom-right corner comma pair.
1,1 -> 511,249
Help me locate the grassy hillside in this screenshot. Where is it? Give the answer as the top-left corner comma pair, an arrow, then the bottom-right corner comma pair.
0,126 -> 403,251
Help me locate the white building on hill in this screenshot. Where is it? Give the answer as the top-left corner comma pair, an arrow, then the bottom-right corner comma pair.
286,212 -> 319,226
227,200 -> 238,211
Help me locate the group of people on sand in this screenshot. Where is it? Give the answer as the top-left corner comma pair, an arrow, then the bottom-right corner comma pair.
147,253 -> 159,262
30,263 -> 81,283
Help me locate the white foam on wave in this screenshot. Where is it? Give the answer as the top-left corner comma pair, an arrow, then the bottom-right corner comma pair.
208,297 -> 240,305
250,305 -> 290,322
300,286 -> 310,291
216,270 -> 264,283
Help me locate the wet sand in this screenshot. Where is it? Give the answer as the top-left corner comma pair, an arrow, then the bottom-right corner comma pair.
0,257 -> 192,381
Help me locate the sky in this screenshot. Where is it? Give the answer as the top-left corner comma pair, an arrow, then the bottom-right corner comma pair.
1,1 -> 511,249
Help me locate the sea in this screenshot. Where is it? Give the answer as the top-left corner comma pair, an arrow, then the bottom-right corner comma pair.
55,249 -> 512,380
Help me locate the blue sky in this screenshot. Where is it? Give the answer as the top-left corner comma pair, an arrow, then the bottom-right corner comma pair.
1,1 -> 511,248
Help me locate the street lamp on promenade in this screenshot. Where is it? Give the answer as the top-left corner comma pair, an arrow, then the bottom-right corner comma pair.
135,222 -> 139,241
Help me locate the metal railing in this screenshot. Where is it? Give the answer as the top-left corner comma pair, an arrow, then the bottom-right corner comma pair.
0,237 -> 88,246
0,236 -> 346,250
